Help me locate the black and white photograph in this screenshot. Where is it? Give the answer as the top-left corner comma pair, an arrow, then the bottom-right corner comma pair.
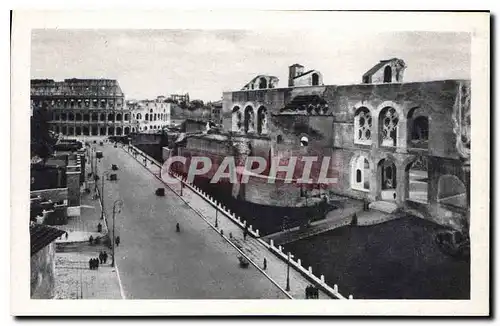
10,10 -> 489,316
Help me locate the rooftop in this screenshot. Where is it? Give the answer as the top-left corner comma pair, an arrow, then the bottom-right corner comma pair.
30,223 -> 65,256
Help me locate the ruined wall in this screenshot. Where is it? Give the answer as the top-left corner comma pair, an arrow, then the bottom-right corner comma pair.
30,243 -> 56,299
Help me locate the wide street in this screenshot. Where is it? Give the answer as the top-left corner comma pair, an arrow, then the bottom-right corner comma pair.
95,143 -> 287,299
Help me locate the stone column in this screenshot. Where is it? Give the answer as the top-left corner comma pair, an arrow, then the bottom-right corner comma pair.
395,161 -> 407,206
396,117 -> 408,154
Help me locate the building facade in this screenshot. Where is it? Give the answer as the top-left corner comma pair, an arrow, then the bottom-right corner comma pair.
30,79 -> 132,138
128,96 -> 171,133
173,59 -> 470,230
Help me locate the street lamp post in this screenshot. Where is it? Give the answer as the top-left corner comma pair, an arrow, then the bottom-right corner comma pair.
101,171 -> 110,220
111,199 -> 123,267
282,215 -> 291,291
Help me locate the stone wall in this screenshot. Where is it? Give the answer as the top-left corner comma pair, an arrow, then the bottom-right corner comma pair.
30,243 -> 56,299
66,171 -> 81,207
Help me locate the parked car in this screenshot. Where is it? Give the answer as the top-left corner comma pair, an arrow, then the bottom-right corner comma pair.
435,229 -> 470,260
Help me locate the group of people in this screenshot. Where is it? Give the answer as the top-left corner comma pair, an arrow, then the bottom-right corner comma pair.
99,251 -> 108,264
306,284 -> 319,299
88,258 -> 100,270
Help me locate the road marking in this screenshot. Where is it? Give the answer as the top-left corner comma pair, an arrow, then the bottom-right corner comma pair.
115,261 -> 127,299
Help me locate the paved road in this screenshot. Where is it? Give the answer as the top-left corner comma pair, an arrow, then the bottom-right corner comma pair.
95,143 -> 287,299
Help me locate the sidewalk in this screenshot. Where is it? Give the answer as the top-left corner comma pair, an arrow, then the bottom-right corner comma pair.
56,159 -> 107,243
54,146 -> 122,300
263,198 -> 364,245
123,146 -> 347,299
55,251 -> 122,299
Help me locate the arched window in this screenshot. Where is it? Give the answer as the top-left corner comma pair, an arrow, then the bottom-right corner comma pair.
108,113 -> 114,121
244,106 -> 255,133
137,113 -> 142,120
232,106 -> 242,132
124,127 -> 130,135
383,66 -> 392,83
259,78 -> 267,89
76,113 -> 82,121
61,113 -> 67,121
351,156 -> 371,191
116,113 -> 122,121
83,113 -> 90,122
257,106 -> 268,134
145,113 -> 149,121
379,107 -> 399,147
91,113 -> 98,122
411,116 -> 429,143
68,112 -> 74,121
154,113 -> 157,121
124,114 -> 129,121
406,156 -> 429,204
100,113 -> 105,121
312,73 -> 319,86
354,107 -> 372,145
116,127 -> 122,136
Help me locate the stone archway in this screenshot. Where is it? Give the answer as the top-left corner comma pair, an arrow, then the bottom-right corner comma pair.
377,158 -> 397,201
384,66 -> 392,83
257,106 -> 268,134
244,106 -> 255,133
404,156 -> 429,204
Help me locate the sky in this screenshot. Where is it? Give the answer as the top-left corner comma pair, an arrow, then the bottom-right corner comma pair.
31,30 -> 471,102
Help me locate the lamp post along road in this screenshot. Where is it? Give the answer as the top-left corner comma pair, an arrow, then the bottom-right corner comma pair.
111,199 -> 123,267
101,171 -> 110,220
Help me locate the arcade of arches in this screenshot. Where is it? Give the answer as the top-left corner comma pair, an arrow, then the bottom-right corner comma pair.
350,154 -> 431,205
232,105 -> 268,135
49,110 -> 132,136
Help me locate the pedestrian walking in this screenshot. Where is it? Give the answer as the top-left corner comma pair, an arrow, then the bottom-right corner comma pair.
88,258 -> 92,270
89,235 -> 94,244
263,258 -> 267,270
176,223 -> 180,233
243,227 -> 248,240
115,236 -> 120,247
103,251 -> 108,264
65,232 -> 68,240
97,223 -> 102,233
99,252 -> 103,264
314,286 -> 319,299
95,258 -> 99,270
